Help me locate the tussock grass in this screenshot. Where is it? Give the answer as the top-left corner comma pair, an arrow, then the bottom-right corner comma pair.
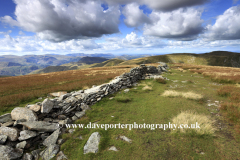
155,78 -> 167,84
174,64 -> 240,84
115,97 -> 132,103
142,85 -> 152,91
171,111 -> 216,136
162,90 -> 203,100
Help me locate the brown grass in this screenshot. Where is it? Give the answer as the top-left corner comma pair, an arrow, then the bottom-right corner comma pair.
0,65 -> 136,110
155,78 -> 167,84
174,63 -> 240,84
161,90 -> 203,100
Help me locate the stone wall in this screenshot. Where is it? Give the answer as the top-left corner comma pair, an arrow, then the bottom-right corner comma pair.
0,63 -> 168,160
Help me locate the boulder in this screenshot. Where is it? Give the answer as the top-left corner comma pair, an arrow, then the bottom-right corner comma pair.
0,126 -> 19,141
41,98 -> 54,113
40,144 -> 60,160
109,146 -> 119,151
84,132 -> 101,154
19,121 -> 59,132
11,107 -> 38,121
22,153 -> 33,160
0,134 -> 7,144
18,130 -> 38,141
0,145 -> 23,160
0,113 -> 12,123
27,104 -> 41,112
43,129 -> 60,147
16,141 -> 27,149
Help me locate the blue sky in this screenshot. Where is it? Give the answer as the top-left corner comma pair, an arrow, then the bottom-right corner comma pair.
0,0 -> 240,56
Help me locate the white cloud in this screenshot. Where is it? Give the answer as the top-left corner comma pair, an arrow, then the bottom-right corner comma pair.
1,0 -> 120,42
143,8 -> 204,40
19,31 -> 25,35
122,3 -> 150,27
204,5 -> 240,40
0,30 -> 12,35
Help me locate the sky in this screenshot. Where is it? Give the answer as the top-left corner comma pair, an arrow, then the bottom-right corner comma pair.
0,0 -> 240,56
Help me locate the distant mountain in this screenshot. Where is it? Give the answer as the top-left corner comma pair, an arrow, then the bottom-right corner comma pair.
77,57 -> 109,64
30,58 -> 125,74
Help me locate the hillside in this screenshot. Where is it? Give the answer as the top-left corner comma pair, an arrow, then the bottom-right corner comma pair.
30,58 -> 125,74
118,51 -> 240,67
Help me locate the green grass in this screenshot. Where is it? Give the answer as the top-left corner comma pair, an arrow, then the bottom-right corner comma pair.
58,68 -> 240,160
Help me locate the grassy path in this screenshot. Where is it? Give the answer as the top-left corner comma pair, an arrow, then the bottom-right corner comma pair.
59,68 -> 240,159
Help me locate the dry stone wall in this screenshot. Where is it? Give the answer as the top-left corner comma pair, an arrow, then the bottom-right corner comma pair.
0,63 -> 168,160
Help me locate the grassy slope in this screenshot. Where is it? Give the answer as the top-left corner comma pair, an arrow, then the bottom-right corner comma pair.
118,51 -> 240,67
59,68 -> 240,160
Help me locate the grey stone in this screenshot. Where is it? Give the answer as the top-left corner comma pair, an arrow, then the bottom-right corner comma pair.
18,130 -> 38,141
1,121 -> 14,127
0,126 -> 19,141
49,91 -> 67,97
16,141 -> 27,149
75,111 -> 85,118
43,129 -> 60,147
31,149 -> 41,160
19,121 -> 59,132
41,98 -> 54,113
27,104 -> 41,112
58,115 -> 67,120
71,116 -> 78,121
58,118 -> 72,125
64,96 -> 78,104
124,89 -> 130,93
120,135 -> 132,143
11,107 -> 38,121
84,132 -> 101,154
0,134 -> 7,144
13,119 -> 27,127
57,139 -> 65,145
59,93 -> 71,101
68,129 -> 75,134
0,145 -> 23,160
109,146 -> 119,151
40,144 -> 59,160
80,103 -> 91,111
56,151 -> 68,160
0,113 -> 12,123
22,153 -> 33,160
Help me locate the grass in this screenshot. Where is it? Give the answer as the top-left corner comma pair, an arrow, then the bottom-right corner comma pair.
171,111 -> 216,136
0,66 -> 135,114
155,78 -> 167,84
56,67 -> 240,160
161,90 -> 203,100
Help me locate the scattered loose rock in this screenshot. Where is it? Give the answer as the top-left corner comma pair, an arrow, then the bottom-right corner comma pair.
119,136 -> 132,143
84,132 -> 101,154
109,146 -> 119,151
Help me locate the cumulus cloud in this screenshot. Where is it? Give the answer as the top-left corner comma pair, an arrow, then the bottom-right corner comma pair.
121,32 -> 165,48
104,0 -> 208,11
204,5 -> 240,40
1,0 -> 120,42
122,3 -> 150,27
143,8 -> 204,40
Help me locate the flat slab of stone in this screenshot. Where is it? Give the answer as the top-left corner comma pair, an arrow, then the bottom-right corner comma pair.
19,121 -> 59,132
41,98 -> 54,113
84,132 -> 101,154
40,144 -> 59,160
0,113 -> 12,123
11,107 -> 38,121
18,130 -> 38,141
43,129 -> 60,147
0,145 -> 23,160
49,91 -> 67,97
0,126 -> 19,141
